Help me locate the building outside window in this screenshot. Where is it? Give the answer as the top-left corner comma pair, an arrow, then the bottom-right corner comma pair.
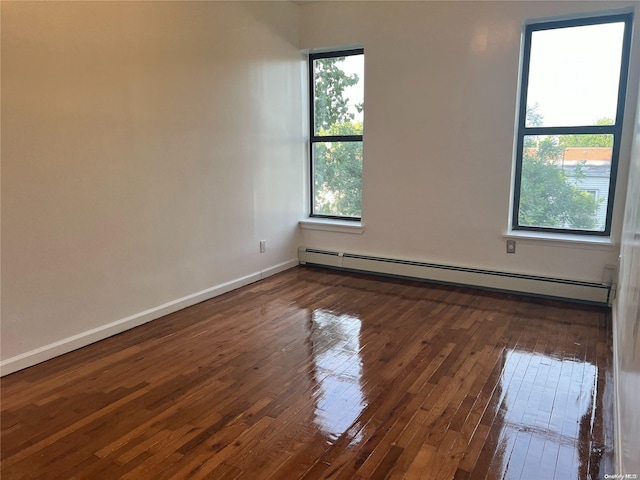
309,49 -> 364,220
512,12 -> 633,236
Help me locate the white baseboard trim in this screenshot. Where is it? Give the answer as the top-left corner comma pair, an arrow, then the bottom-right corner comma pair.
0,259 -> 298,377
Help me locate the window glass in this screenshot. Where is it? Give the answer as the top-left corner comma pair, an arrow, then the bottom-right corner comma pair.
313,141 -> 363,218
519,134 -> 613,231
526,23 -> 625,127
313,55 -> 364,136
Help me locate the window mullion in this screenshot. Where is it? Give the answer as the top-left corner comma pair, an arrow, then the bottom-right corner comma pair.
311,135 -> 363,143
522,125 -> 618,136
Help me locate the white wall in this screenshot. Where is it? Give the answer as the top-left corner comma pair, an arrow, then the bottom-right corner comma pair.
614,73 -> 640,474
1,1 -> 305,372
3,1 -> 640,464
299,1 -> 640,284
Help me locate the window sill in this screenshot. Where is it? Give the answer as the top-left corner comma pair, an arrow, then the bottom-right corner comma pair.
503,231 -> 617,250
299,218 -> 365,234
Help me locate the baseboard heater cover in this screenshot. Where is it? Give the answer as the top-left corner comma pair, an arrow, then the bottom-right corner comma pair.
298,247 -> 610,305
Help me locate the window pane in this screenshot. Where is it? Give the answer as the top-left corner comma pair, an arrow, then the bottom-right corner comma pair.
313,141 -> 362,217
313,55 -> 364,136
518,134 -> 613,231
525,22 -> 625,127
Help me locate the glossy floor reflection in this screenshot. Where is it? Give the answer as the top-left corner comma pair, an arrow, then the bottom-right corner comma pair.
1,267 -> 613,479
309,310 -> 366,443
487,350 -> 600,479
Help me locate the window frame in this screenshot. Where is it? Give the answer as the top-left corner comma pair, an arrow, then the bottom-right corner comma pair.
308,48 -> 364,221
512,12 -> 633,237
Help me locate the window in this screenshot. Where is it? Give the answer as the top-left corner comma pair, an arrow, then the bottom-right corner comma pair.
585,190 -> 598,200
512,13 -> 632,236
309,49 -> 364,220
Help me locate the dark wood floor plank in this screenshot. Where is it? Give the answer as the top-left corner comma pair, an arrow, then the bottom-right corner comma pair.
1,266 -> 612,480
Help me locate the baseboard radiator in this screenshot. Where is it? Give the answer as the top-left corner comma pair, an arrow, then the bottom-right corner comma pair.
298,247 -> 611,305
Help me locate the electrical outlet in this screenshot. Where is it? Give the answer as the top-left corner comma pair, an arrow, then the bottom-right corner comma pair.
260,240 -> 266,253
506,239 -> 516,254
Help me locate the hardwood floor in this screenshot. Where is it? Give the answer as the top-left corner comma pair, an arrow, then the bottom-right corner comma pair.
1,266 -> 613,479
